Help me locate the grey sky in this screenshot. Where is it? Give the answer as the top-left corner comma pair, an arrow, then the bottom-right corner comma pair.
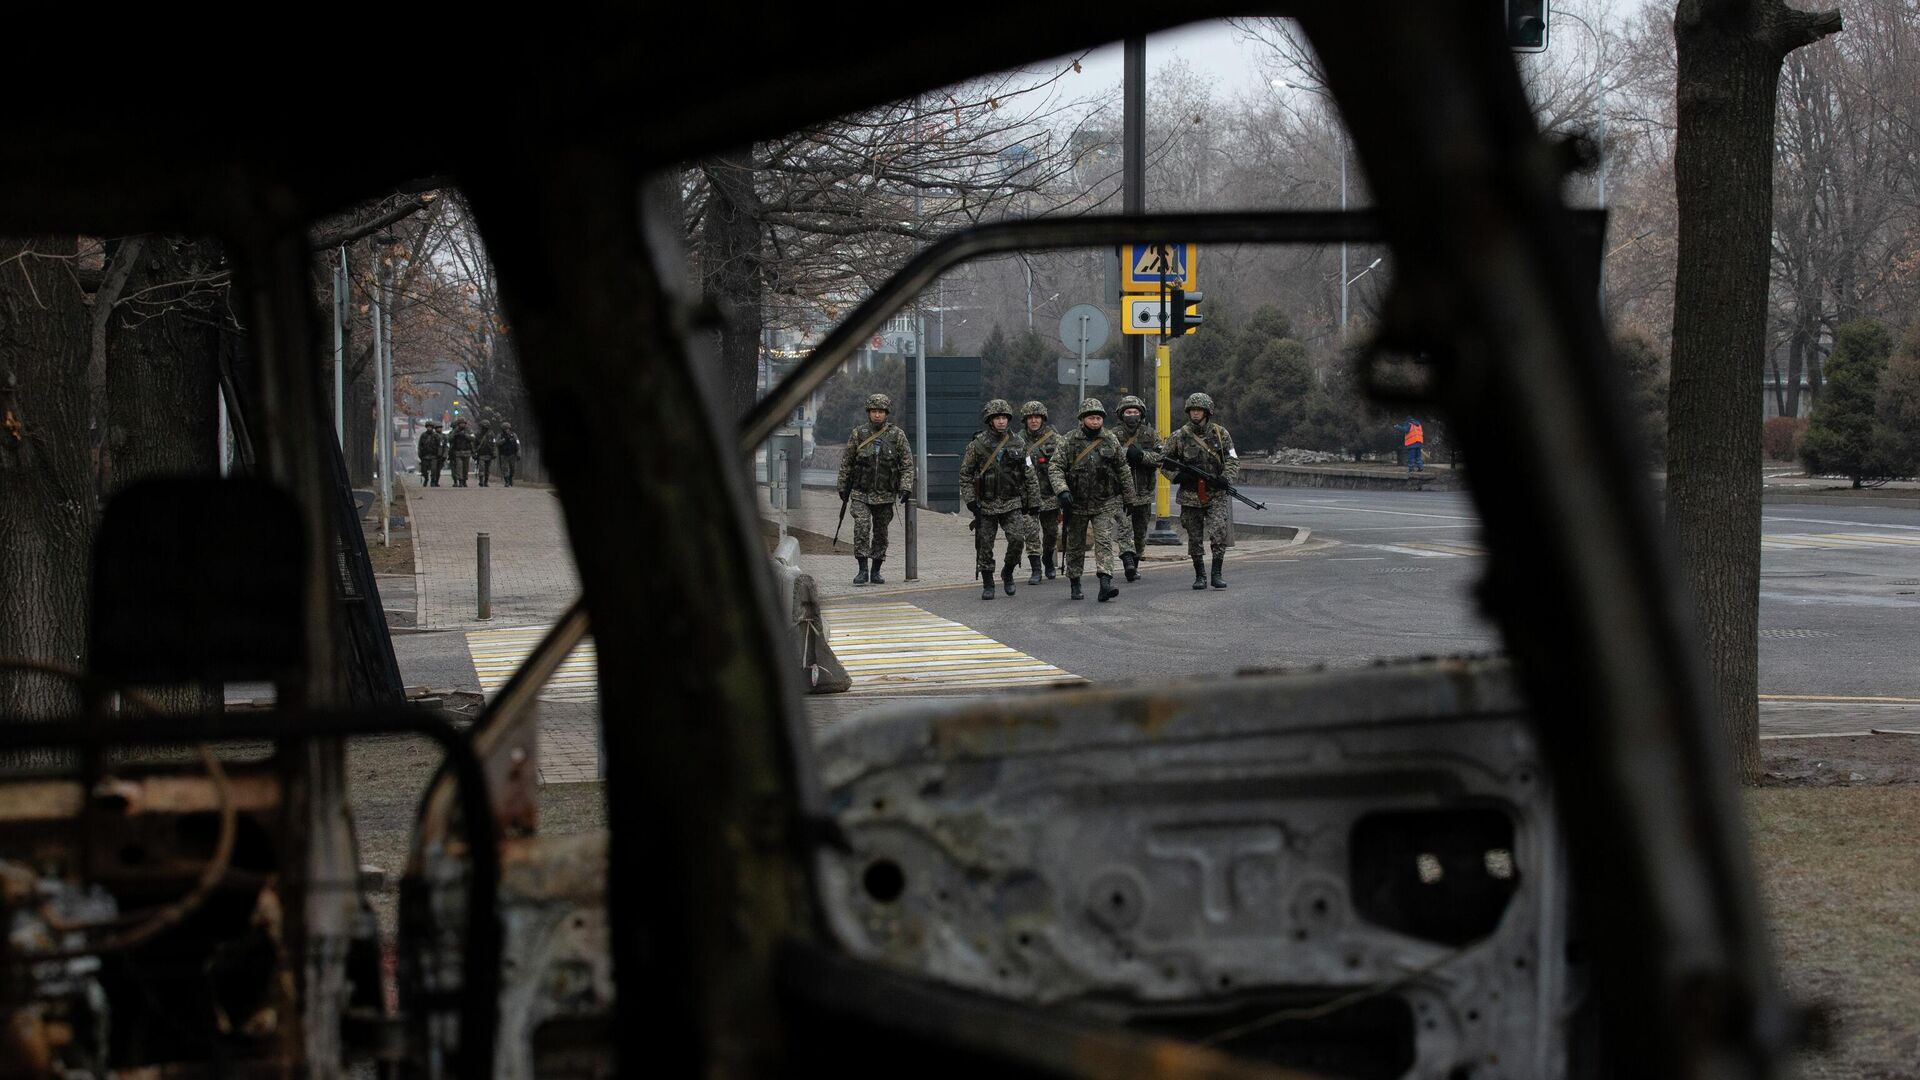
1061,19 -> 1274,102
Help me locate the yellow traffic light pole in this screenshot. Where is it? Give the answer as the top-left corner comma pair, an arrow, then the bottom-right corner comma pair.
1155,341 -> 1172,519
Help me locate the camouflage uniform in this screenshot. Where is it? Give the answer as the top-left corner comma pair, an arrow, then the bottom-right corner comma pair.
1110,394 -> 1165,577
416,422 -> 444,487
836,393 -> 914,584
959,398 -> 1041,598
1019,401 -> 1065,581
1047,398 -> 1132,600
497,426 -> 520,486
448,421 -> 475,487
474,422 -> 497,486
1160,392 -> 1240,589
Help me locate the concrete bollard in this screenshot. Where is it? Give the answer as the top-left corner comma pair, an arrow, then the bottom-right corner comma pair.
477,532 -> 492,620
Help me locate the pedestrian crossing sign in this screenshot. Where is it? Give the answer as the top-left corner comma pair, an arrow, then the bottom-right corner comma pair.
1121,243 -> 1197,292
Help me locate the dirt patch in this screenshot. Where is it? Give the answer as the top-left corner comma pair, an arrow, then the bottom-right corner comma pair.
363,486 -> 415,575
759,517 -> 842,555
1761,734 -> 1920,786
1748,787 -> 1920,1077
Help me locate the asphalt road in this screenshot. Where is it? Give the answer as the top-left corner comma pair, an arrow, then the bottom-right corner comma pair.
841,487 -> 1920,736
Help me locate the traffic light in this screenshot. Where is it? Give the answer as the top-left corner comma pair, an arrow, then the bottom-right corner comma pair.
1169,288 -> 1203,337
1506,0 -> 1548,52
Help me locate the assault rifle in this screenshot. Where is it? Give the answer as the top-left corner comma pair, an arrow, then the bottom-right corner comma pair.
1164,459 -> 1267,511
832,489 -> 851,547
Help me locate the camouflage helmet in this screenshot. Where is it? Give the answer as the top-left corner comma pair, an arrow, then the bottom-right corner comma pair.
1184,391 -> 1215,415
864,393 -> 893,414
1078,397 -> 1107,418
981,398 -> 1014,423
1020,400 -> 1048,420
1116,394 -> 1147,417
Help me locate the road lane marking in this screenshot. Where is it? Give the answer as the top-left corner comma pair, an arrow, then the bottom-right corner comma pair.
1764,516 -> 1920,532
824,600 -> 1081,694
1761,694 -> 1920,704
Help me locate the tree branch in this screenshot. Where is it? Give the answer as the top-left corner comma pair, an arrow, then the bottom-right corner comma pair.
309,194 -> 437,250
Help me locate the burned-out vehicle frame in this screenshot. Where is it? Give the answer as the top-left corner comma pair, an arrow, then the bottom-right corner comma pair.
0,2 -> 1789,1078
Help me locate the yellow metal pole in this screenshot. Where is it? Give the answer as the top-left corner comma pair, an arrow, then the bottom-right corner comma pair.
1155,341 -> 1172,519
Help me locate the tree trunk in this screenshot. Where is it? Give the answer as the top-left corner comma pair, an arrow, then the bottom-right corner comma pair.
347,366 -> 375,486
1669,0 -> 1841,784
105,237 -> 227,715
700,148 -> 765,422
0,237 -> 96,727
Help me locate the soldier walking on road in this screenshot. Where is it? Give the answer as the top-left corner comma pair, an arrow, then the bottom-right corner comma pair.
448,418 -> 476,487
417,420 -> 444,487
1111,394 -> 1164,582
836,393 -> 914,586
1021,400 -> 1064,584
1047,398 -> 1131,602
475,421 -> 498,486
1161,392 -> 1239,590
959,398 -> 1041,600
497,424 -> 521,487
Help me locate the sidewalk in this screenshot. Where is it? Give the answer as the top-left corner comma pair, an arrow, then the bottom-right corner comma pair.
405,480 -> 595,782
408,482 -> 580,630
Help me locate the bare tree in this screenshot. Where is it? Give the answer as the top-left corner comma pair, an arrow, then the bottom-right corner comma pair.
684,64 -> 1101,420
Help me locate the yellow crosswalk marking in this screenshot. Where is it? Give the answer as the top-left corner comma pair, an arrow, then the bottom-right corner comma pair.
824,600 -> 1081,694
464,626 -> 598,702
1764,532 -> 1920,550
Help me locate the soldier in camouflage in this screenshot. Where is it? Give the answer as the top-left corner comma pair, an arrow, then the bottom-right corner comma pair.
416,420 -> 444,487
959,398 -> 1041,600
1020,400 -> 1064,584
1046,397 -> 1131,602
1111,394 -> 1164,582
1160,391 -> 1239,590
448,418 -> 475,487
474,420 -> 498,486
836,393 -> 915,585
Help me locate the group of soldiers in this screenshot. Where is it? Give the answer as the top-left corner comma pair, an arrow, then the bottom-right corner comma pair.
415,417 -> 521,488
837,391 -> 1239,601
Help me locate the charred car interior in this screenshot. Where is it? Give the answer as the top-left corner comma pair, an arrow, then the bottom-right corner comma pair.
0,3 -> 1796,1078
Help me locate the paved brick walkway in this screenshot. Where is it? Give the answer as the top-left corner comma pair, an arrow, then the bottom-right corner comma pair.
408,481 -> 595,780
408,482 -> 580,630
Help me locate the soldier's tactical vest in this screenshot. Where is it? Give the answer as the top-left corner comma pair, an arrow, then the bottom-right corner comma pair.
849,424 -> 905,492
1028,429 -> 1060,484
420,432 -> 443,457
976,433 -> 1027,502
1173,423 -> 1228,473
1118,422 -> 1155,486
1065,431 -> 1122,500
451,431 -> 475,454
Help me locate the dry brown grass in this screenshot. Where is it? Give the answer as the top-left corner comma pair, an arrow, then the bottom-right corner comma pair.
1748,787 -> 1920,1078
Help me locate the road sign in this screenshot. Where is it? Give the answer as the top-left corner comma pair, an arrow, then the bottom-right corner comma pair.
1057,305 -> 1110,354
1123,296 -> 1198,336
1057,358 -> 1110,387
1121,243 -> 1197,292
886,332 -> 917,356
870,334 -> 884,350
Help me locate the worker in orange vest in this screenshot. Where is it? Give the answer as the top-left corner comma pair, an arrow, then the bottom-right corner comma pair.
1394,416 -> 1425,472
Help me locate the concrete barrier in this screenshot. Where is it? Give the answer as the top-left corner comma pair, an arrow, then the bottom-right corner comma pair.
1236,462 -> 1466,492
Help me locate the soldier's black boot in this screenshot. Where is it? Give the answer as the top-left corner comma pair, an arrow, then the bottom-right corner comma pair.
1068,576 -> 1084,600
1211,553 -> 1228,590
870,558 -> 886,584
1192,556 -> 1208,590
1122,551 -> 1139,582
1028,556 -> 1043,586
1001,559 -> 1017,596
1044,554 -> 1057,580
1097,573 -> 1119,602
852,558 -> 870,586
982,568 -> 996,600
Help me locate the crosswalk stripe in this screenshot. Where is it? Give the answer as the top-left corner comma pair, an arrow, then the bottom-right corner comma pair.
462,599 -> 1079,701
824,600 -> 1080,694
465,627 -> 599,703
1763,532 -> 1920,550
